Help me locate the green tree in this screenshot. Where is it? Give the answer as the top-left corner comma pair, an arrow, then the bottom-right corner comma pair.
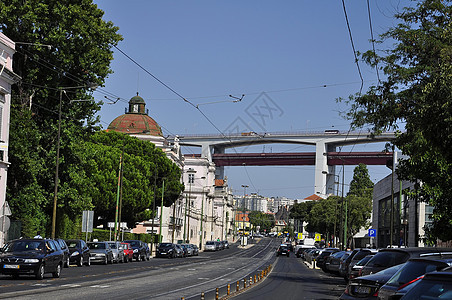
78,131 -> 184,228
339,0 -> 452,240
248,211 -> 275,233
0,0 -> 123,237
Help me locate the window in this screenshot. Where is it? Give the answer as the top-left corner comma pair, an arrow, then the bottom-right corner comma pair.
188,173 -> 194,184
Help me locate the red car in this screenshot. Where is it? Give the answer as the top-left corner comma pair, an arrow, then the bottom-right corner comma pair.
121,242 -> 133,263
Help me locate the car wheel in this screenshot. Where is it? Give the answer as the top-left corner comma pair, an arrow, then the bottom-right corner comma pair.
146,254 -> 150,261
11,274 -> 20,279
77,256 -> 83,267
52,263 -> 61,278
85,256 -> 91,267
124,256 -> 128,263
64,256 -> 70,268
136,255 -> 141,262
108,255 -> 113,264
103,256 -> 108,265
36,264 -> 45,280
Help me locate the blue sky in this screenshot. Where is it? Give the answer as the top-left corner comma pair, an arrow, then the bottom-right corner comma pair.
93,0 -> 410,199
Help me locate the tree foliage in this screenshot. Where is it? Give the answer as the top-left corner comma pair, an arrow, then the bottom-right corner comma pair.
248,211 -> 275,233
0,1 -> 184,238
339,0 -> 452,240
290,165 -> 373,246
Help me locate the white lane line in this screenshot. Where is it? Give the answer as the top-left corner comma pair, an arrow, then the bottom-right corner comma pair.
90,285 -> 110,288
61,284 -> 81,287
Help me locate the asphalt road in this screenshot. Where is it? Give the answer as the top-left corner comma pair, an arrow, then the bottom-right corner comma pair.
0,238 -> 346,300
231,254 -> 346,300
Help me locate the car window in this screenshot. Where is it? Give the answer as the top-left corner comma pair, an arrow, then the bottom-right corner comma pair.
387,261 -> 447,286
353,250 -> 373,261
66,241 -> 79,248
48,240 -> 57,251
206,241 -> 215,245
88,243 -> 105,249
108,243 -> 117,249
4,241 -> 46,252
403,277 -> 452,298
125,241 -> 139,247
367,251 -> 410,268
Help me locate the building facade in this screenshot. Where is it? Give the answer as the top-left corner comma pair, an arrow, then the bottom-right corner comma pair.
0,33 -> 20,247
372,173 -> 432,248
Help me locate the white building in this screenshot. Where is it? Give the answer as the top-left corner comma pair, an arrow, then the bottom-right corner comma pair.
0,33 -> 20,247
107,94 -> 234,250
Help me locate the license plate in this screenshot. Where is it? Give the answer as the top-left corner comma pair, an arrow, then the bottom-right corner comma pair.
354,286 -> 370,294
3,264 -> 19,269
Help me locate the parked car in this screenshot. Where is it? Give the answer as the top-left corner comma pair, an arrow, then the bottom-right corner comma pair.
305,248 -> 321,264
340,263 -> 405,299
123,240 -> 149,261
106,241 -> 125,263
205,241 -> 218,252
325,251 -> 349,274
222,241 -> 229,249
181,244 -> 194,256
360,247 -> 452,277
156,243 -> 176,258
397,270 -> 452,299
296,246 -> 315,258
0,239 -> 64,279
121,242 -> 133,262
346,248 -> 378,279
191,244 -> 199,256
55,238 -> 70,268
349,254 -> 375,280
276,244 -> 290,257
377,258 -> 452,300
317,248 -> 339,269
65,239 -> 90,267
174,244 -> 184,258
88,241 -> 113,265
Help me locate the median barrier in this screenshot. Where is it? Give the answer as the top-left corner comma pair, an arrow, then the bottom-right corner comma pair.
180,264 -> 273,300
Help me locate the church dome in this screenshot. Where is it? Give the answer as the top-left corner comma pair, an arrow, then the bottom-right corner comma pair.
107,93 -> 163,136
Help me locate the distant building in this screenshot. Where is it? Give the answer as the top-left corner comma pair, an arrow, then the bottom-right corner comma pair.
0,33 -> 20,247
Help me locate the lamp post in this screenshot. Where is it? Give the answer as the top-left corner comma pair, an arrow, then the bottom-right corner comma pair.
159,179 -> 165,243
241,185 -> 249,237
198,177 -> 206,250
51,84 -> 96,239
184,168 -> 196,243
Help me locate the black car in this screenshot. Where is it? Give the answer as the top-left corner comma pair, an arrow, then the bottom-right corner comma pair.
123,240 -> 149,261
65,239 -> 90,267
346,248 -> 377,279
398,270 -> 452,299
340,263 -> 405,299
378,258 -> 452,300
55,238 -> 70,268
0,239 -> 64,279
317,249 -> 339,269
156,243 -> 176,258
360,247 -> 452,277
276,244 -> 290,257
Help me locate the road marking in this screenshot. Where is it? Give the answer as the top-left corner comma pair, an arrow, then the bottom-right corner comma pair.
32,283 -> 51,287
61,284 -> 81,287
90,285 -> 110,288
187,268 -> 196,271
198,277 -> 210,280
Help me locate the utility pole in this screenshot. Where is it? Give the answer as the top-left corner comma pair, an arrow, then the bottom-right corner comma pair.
158,179 -> 165,243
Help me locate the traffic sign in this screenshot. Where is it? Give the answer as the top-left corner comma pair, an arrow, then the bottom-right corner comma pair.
368,229 -> 377,237
315,233 -> 321,241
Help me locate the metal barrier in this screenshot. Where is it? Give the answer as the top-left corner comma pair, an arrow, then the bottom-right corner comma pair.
180,264 -> 273,300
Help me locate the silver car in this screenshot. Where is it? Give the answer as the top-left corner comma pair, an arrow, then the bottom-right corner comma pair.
106,241 -> 125,263
205,241 -> 217,252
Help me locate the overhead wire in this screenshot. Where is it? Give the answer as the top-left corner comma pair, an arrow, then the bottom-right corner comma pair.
113,45 -> 259,194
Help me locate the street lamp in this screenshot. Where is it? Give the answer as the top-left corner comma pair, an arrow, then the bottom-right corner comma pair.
198,177 -> 206,250
52,84 -> 96,239
241,185 -> 249,238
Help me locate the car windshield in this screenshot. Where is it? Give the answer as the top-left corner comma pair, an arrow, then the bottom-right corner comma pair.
367,251 -> 410,268
206,241 -> 215,245
108,243 -> 117,249
356,255 -> 373,266
66,241 -> 80,248
353,250 -> 373,261
125,241 -> 139,247
159,243 -> 172,248
3,241 -> 45,252
403,276 -> 452,298
88,243 -> 105,250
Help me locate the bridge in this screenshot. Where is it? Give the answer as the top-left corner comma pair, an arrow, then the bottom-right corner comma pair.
173,130 -> 396,198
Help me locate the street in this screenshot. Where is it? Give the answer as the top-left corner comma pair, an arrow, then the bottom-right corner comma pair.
0,238 -> 345,300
